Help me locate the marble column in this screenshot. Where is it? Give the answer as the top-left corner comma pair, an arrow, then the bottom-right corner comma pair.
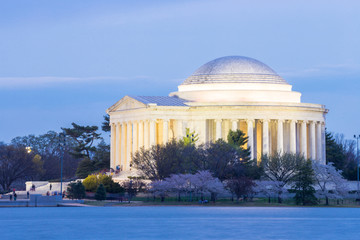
149,119 -> 156,146
138,121 -> 144,149
115,122 -> 121,168
163,119 -> 169,144
132,121 -> 138,155
126,122 -> 132,170
289,120 -> 296,153
144,120 -> 149,149
200,119 -> 207,144
262,119 -> 270,156
247,119 -> 255,159
300,121 -> 307,159
110,123 -> 115,169
277,119 -> 284,154
316,122 -> 322,161
178,120 -> 184,140
121,123 -> 126,170
231,119 -> 238,131
309,121 -> 316,160
215,119 -> 222,140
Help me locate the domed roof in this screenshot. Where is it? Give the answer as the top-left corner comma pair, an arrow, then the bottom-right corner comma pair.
182,56 -> 288,85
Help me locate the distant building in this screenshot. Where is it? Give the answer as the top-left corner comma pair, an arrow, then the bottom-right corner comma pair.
107,56 -> 327,174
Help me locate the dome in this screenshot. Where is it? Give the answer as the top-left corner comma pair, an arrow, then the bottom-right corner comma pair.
182,56 -> 288,85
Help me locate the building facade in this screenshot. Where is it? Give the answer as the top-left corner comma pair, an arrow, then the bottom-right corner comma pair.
107,56 -> 328,173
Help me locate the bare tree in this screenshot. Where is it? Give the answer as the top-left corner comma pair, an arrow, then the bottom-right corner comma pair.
0,145 -> 36,191
226,177 -> 255,202
261,153 -> 304,203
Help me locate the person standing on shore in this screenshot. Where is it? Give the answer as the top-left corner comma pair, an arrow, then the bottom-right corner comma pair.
50,184 -> 52,191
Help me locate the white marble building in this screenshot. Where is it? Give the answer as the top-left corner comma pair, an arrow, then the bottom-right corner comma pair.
107,56 -> 328,172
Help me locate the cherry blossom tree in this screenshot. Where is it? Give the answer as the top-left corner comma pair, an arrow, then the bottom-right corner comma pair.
312,161 -> 349,205
149,180 -> 172,202
254,180 -> 287,203
165,173 -> 192,201
149,171 -> 226,202
191,170 -> 226,202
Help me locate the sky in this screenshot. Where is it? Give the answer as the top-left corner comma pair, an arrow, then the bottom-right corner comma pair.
0,0 -> 359,143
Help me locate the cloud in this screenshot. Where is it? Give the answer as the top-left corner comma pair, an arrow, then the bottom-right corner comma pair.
279,63 -> 360,79
0,76 -> 151,88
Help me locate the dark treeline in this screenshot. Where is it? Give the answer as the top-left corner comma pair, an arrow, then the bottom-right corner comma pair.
326,131 -> 358,180
132,129 -> 259,181
0,116 -> 111,191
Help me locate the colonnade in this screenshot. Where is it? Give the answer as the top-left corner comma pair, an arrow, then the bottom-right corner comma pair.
110,118 -> 326,171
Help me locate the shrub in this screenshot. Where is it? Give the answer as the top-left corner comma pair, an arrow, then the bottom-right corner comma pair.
95,184 -> 106,201
83,174 -> 125,193
83,175 -> 98,192
67,181 -> 86,199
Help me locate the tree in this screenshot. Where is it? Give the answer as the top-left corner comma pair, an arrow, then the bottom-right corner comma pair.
182,128 -> 199,146
254,180 -> 286,203
76,158 -> 95,178
102,115 -> 110,132
334,134 -> 357,180
326,131 -> 346,170
122,180 -> 145,202
67,181 -> 86,200
95,184 -> 107,201
204,139 -> 240,181
32,154 -> 45,180
226,177 -> 255,202
93,140 -> 110,170
149,180 -> 171,202
132,139 -> 203,180
62,123 -> 102,159
0,144 -> 37,191
312,161 -> 348,205
261,153 -> 303,203
227,129 -> 251,162
191,171 -> 225,202
165,173 -> 191,201
11,131 -> 80,180
292,160 -> 317,205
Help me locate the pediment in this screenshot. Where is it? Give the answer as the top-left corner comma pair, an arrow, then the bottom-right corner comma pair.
107,96 -> 146,113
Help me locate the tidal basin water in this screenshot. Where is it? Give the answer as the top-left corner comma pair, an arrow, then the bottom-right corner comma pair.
1,207 -> 360,239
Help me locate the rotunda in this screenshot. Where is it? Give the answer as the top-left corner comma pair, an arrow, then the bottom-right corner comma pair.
107,56 -> 328,173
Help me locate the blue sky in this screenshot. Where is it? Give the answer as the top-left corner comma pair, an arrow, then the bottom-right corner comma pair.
0,0 -> 359,143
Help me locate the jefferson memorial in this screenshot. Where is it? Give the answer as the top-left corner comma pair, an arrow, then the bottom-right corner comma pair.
107,56 -> 328,172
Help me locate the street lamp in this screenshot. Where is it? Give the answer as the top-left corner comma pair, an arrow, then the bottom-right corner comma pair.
354,134 -> 360,200
25,147 -> 32,153
59,132 -> 66,197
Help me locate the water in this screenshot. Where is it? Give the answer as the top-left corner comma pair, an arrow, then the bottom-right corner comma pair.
1,207 -> 360,239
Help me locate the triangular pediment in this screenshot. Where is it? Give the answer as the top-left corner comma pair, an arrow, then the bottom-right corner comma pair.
106,96 -> 147,113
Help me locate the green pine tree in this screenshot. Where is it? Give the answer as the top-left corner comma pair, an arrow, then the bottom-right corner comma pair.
182,128 -> 199,146
292,160 -> 318,205
67,181 -> 86,200
227,129 -> 251,162
76,158 -> 95,178
95,184 -> 107,201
